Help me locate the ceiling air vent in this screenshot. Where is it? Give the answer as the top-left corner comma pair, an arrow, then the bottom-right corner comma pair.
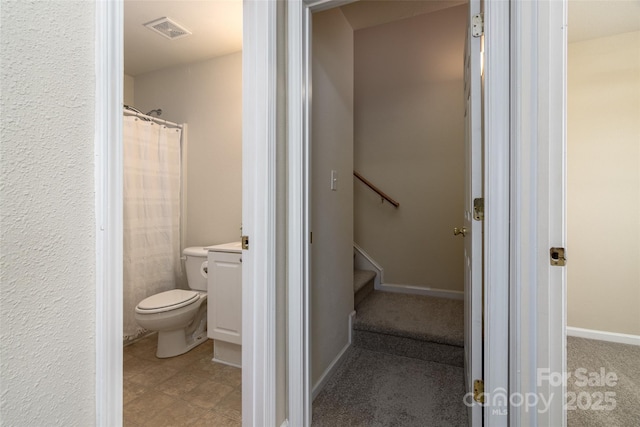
144,17 -> 192,40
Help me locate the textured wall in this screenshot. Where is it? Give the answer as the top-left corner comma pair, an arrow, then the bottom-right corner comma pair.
0,1 -> 96,425
311,8 -> 355,386
353,6 -> 467,292
567,31 -> 640,336
133,53 -> 242,248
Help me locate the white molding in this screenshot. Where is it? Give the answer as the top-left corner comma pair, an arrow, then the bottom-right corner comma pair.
378,283 -> 464,300
567,327 -> 640,347
95,1 -> 123,426
510,1 -> 568,426
484,1 -> 511,426
287,1 -> 312,426
353,243 -> 383,288
311,311 -> 355,400
243,2 -> 278,425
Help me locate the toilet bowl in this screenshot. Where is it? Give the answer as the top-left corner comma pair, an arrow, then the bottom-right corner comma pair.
134,246 -> 209,358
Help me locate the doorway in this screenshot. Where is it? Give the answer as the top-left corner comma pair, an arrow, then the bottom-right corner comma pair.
296,1 -> 489,424
121,0 -> 243,424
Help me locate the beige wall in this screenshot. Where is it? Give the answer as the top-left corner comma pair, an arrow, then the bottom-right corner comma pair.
134,53 -> 242,248
0,1 -> 96,424
353,5 -> 467,291
311,8 -> 355,386
124,74 -> 135,105
567,31 -> 640,336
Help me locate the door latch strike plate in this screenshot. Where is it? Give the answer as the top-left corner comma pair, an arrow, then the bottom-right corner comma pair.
473,198 -> 484,221
242,235 -> 249,250
474,379 -> 485,403
550,247 -> 566,266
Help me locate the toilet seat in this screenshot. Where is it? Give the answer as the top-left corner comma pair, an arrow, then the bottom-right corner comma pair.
136,289 -> 200,314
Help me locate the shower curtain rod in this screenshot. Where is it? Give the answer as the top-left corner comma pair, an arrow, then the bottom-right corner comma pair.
123,105 -> 183,129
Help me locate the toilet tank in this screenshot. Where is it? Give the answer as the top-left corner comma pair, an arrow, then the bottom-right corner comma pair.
183,247 -> 209,291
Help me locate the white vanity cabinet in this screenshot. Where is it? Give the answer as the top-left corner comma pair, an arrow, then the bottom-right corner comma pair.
206,242 -> 242,367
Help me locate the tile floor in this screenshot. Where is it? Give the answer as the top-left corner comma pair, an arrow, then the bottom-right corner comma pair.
124,334 -> 241,427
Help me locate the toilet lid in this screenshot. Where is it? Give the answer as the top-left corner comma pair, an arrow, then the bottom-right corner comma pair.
136,289 -> 199,313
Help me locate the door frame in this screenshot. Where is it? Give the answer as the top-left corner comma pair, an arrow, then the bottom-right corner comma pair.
287,1 -> 511,425
483,0 -> 511,425
509,1 -> 567,426
95,1 -> 123,424
242,1 -> 278,425
94,2 -> 275,425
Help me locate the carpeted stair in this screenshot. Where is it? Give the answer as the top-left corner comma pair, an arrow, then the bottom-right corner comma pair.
352,290 -> 464,367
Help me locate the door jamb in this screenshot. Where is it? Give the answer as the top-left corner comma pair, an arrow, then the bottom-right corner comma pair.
509,1 -> 567,426
286,1 -> 311,426
242,1 -> 278,425
95,1 -> 123,425
483,0 -> 511,425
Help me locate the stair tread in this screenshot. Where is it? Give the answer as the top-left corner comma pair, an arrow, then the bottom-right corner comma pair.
353,269 -> 376,293
354,291 -> 464,348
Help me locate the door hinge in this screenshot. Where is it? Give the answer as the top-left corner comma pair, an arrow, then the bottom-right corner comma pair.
550,247 -> 567,266
472,13 -> 484,38
241,235 -> 249,250
473,198 -> 484,221
474,379 -> 485,403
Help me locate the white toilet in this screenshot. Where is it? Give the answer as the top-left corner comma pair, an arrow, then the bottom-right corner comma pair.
135,247 -> 209,358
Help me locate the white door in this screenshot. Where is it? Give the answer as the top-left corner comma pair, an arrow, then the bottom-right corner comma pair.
463,1 -> 483,425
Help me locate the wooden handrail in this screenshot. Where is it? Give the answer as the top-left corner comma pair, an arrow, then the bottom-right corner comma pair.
353,171 -> 399,208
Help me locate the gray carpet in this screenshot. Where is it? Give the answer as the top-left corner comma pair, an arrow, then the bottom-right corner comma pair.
354,291 -> 464,347
567,337 -> 640,427
312,348 -> 468,426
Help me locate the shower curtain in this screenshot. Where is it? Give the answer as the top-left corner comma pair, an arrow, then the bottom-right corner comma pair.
123,115 -> 182,342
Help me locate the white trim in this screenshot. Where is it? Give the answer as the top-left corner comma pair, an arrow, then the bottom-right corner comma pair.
378,283 -> 464,300
567,327 -> 640,347
280,420 -> 290,427
95,1 -> 123,425
483,1 -> 511,425
311,311 -> 355,400
353,243 -> 383,288
243,2 -> 278,425
510,1 -> 568,426
287,1 -> 312,426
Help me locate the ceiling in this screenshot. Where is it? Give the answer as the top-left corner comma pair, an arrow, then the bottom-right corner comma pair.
124,0 -> 242,76
124,0 -> 640,76
340,0 -> 466,30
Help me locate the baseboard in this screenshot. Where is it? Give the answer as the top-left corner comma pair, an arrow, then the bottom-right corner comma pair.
567,327 -> 640,346
279,420 -> 289,427
378,283 -> 464,300
312,310 -> 356,400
